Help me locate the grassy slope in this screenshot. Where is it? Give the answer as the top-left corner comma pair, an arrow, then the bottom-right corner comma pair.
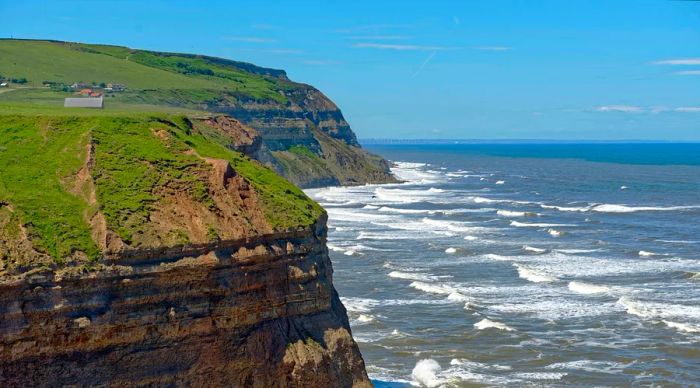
0,39 -> 290,107
0,113 -> 322,266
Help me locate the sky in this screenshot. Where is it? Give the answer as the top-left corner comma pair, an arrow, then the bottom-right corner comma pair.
1,0 -> 699,140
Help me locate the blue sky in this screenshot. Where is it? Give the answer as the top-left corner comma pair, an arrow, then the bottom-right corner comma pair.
1,0 -> 699,140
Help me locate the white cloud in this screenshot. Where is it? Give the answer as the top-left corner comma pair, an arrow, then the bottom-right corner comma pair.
347,35 -> 410,40
676,70 -> 700,75
654,58 -> 700,65
675,107 -> 700,113
353,42 -> 452,51
223,36 -> 275,43
472,46 -> 511,51
596,105 -> 643,113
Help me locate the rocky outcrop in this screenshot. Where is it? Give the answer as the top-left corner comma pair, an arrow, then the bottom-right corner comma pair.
209,87 -> 398,188
0,216 -> 371,387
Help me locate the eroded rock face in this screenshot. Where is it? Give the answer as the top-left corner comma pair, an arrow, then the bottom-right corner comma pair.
0,216 -> 371,387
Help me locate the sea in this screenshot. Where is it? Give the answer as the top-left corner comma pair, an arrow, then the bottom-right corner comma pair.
304,143 -> 700,387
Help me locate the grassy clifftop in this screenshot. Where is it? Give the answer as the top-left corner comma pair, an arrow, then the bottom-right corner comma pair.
0,112 -> 322,275
0,39 -> 397,188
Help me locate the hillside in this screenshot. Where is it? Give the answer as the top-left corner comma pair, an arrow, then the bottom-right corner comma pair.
0,39 -> 396,187
0,111 -> 371,386
0,113 -> 324,276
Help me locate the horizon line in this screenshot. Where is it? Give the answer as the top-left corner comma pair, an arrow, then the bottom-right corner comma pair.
359,138 -> 700,144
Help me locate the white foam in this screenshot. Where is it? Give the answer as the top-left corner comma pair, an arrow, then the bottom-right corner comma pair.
409,281 -> 458,295
513,263 -> 558,283
356,314 -> 375,323
591,204 -> 700,213
620,186 -> 628,190
511,372 -> 566,381
495,180 -> 505,185
377,206 -> 432,214
523,245 -> 546,253
474,318 -> 515,331
464,235 -> 478,241
662,320 -> 700,333
497,210 -> 537,217
411,359 -> 445,388
568,281 -> 610,295
618,296 -> 700,334
344,250 -> 359,256
511,221 -> 575,228
548,229 -> 563,237
388,271 -> 448,282
638,250 -> 656,257
327,244 -> 345,253
541,204 -> 590,212
362,204 -> 379,210
421,217 -> 489,233
445,247 -> 458,254
545,360 -> 633,374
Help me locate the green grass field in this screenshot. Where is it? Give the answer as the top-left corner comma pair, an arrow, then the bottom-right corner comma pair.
0,39 -> 292,109
0,112 -> 323,268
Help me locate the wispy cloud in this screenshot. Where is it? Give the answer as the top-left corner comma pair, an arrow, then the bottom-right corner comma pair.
675,70 -> 700,75
347,35 -> 411,40
353,42 -> 452,51
653,58 -> 700,65
223,36 -> 276,43
412,51 -> 437,78
472,46 -> 511,52
595,105 -> 700,113
675,107 -> 700,112
596,105 -> 643,113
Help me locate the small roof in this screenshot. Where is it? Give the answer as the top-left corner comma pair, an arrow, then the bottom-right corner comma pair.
64,97 -> 104,108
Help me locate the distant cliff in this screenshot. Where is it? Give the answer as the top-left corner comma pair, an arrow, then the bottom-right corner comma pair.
0,39 -> 397,188
0,114 -> 371,387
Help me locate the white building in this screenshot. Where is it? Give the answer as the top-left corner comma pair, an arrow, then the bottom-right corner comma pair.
64,96 -> 104,108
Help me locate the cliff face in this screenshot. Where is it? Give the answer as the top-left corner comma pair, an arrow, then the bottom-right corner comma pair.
0,39 -> 398,189
0,216 -> 370,387
208,86 -> 397,188
0,114 -> 370,387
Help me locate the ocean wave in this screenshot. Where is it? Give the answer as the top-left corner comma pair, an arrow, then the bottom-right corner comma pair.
495,180 -> 505,185
545,360 -> 634,374
411,359 -> 445,388
568,281 -> 610,295
591,204 -> 700,213
388,271 -> 450,282
409,281 -> 458,295
541,204 -> 590,212
617,296 -> 700,334
497,209 -> 538,217
523,245 -> 547,253
474,318 -> 515,331
362,204 -> 379,210
638,250 -> 657,257
377,206 -> 432,214
548,228 -> 564,237
511,221 -> 575,228
445,247 -> 458,254
513,263 -> 558,283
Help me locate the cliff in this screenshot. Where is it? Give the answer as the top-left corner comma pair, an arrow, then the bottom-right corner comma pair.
0,114 -> 371,386
0,39 -> 397,188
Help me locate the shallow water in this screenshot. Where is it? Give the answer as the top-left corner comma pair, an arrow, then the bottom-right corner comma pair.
306,144 -> 700,387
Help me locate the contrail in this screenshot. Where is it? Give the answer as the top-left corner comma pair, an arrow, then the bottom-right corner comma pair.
412,51 -> 437,78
